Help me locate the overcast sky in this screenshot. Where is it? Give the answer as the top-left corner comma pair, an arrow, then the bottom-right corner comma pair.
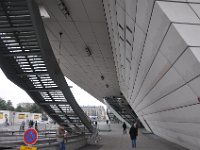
0,68 -> 105,108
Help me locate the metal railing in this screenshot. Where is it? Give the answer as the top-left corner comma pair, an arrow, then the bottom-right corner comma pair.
0,130 -> 88,150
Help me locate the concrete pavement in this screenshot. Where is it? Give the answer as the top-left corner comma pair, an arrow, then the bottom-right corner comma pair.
78,124 -> 188,150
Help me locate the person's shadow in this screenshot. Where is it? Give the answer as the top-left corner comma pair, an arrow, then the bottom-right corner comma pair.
76,144 -> 102,150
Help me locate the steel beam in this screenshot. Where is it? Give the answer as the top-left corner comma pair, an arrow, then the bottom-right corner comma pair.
17,71 -> 48,76
28,87 -> 59,92
3,51 -> 41,56
0,26 -> 33,32
40,101 -> 68,105
27,0 -> 94,133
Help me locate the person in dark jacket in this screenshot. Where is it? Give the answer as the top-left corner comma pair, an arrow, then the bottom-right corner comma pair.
122,122 -> 127,134
129,123 -> 138,148
35,121 -> 38,131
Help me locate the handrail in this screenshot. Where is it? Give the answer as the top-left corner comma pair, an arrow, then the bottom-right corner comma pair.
0,129 -> 56,134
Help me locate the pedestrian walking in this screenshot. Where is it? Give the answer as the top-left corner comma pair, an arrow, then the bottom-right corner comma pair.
57,125 -> 67,150
122,122 -> 127,134
35,121 -> 38,131
20,120 -> 25,131
5,117 -> 9,126
29,120 -> 31,128
129,123 -> 138,148
31,120 -> 34,128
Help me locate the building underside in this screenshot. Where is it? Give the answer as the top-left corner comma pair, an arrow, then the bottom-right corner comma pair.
0,0 -> 200,149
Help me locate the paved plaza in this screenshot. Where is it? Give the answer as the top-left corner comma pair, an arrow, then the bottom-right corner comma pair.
79,124 -> 188,150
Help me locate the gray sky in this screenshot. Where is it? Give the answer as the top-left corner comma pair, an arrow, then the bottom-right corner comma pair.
0,68 -> 105,108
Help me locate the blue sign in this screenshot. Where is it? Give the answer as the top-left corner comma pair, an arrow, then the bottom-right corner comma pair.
23,128 -> 38,145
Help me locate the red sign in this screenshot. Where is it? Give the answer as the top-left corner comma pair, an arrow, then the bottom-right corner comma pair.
23,128 -> 38,145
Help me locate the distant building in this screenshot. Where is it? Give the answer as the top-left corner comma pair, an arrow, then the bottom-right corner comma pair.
81,106 -> 106,121
17,102 -> 33,108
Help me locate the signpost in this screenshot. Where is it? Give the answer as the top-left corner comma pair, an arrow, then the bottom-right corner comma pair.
20,128 -> 38,150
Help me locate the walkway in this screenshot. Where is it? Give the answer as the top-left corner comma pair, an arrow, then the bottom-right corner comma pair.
78,123 -> 188,150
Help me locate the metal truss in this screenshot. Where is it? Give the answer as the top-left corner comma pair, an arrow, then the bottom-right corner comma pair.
0,0 -> 94,133
105,97 -> 137,125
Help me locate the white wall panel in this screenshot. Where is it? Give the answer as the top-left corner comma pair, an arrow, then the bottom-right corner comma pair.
136,67 -> 185,112
146,2 -> 170,49
157,1 -> 200,23
144,104 -> 200,123
132,39 -> 155,103
160,24 -> 187,64
116,0 -> 125,9
128,58 -> 137,101
174,47 -> 200,82
134,52 -> 171,108
135,0 -> 155,33
125,0 -> 137,20
125,16 -> 134,45
142,85 -> 197,115
151,125 -> 200,150
116,4 -> 125,27
132,25 -> 145,64
130,25 -> 146,101
173,24 -> 200,47
190,4 -> 200,20
188,76 -> 200,97
132,1 -> 172,105
125,44 -> 132,61
138,116 -> 152,133
125,60 -> 131,98
149,121 -> 200,138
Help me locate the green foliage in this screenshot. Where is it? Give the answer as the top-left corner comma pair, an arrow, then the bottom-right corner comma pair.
0,97 -> 42,113
29,103 -> 42,113
42,114 -> 48,121
0,97 -> 7,110
6,100 -> 15,111
15,105 -> 24,112
0,97 -> 14,111
16,103 -> 42,113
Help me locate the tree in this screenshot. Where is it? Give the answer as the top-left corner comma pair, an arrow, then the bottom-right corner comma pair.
15,105 -> 24,112
29,103 -> 42,113
42,114 -> 48,121
16,103 -> 43,113
6,100 -> 14,111
0,98 -> 14,111
0,98 -> 7,110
